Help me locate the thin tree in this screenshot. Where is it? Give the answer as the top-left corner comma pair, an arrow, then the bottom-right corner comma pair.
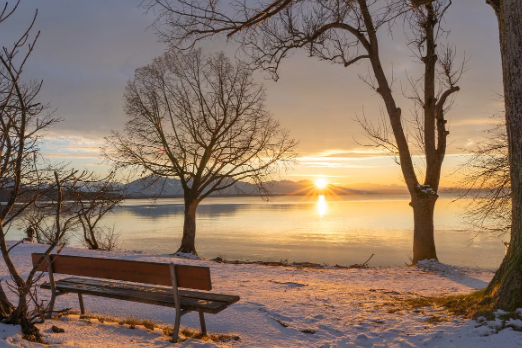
142,0 -> 461,262
0,168 -> 77,342
17,171 -> 121,250
74,173 -> 124,251
0,1 -> 64,340
20,200 -> 76,246
481,0 -> 522,311
459,123 -> 510,235
105,49 -> 296,254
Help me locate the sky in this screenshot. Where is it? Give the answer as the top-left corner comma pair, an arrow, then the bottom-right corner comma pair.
2,0 -> 504,188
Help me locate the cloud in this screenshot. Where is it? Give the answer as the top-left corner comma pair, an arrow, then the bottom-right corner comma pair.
304,148 -> 391,159
287,174 -> 351,178
39,133 -> 106,159
323,151 -> 391,158
450,118 -> 504,127
296,151 -> 390,169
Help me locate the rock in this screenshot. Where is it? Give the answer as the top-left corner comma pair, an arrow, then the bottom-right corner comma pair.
51,325 -> 65,333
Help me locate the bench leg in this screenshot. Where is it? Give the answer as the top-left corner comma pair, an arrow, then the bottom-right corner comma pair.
46,294 -> 56,319
199,312 -> 207,335
172,310 -> 181,343
78,293 -> 85,315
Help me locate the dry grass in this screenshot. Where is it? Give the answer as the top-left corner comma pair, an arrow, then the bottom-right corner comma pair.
426,315 -> 445,324
118,316 -> 156,331
400,290 -> 495,319
66,314 -> 240,341
385,289 -> 522,330
163,327 -> 240,343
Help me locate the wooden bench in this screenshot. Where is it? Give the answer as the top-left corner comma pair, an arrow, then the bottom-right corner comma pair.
31,253 -> 240,342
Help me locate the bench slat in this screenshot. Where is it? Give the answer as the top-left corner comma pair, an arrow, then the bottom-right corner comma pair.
59,277 -> 240,305
32,253 -> 212,291
41,279 -> 229,314
181,290 -> 239,305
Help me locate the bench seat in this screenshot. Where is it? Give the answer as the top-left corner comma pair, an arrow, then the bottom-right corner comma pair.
41,277 -> 239,314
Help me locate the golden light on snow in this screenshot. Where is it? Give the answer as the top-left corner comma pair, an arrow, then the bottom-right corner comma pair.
317,195 -> 327,216
315,178 -> 328,189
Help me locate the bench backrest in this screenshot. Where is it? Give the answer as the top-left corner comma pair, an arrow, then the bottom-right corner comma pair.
31,253 -> 212,291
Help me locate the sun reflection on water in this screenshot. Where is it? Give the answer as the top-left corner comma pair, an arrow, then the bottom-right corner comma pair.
317,195 -> 327,216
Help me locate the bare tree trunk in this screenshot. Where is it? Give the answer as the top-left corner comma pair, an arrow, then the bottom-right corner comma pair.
83,222 -> 99,250
9,294 -> 28,325
0,230 -> 26,300
0,284 -> 13,318
485,0 -> 522,311
88,232 -> 99,250
8,291 -> 41,341
178,199 -> 199,254
1,236 -> 40,339
411,196 -> 438,262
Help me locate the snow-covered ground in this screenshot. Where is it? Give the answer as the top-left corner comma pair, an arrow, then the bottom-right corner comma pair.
1,242 -> 521,347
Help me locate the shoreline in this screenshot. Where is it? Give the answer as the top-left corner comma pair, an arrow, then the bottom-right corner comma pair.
208,253 -> 376,269
6,239 -> 500,272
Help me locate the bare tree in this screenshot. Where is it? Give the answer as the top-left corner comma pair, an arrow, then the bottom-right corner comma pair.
481,0 -> 522,311
105,49 -> 296,254
18,171 -> 122,250
459,122 -> 510,235
21,203 -> 74,246
0,1 -> 65,340
142,0 -> 461,262
0,169 -> 77,342
74,173 -> 124,251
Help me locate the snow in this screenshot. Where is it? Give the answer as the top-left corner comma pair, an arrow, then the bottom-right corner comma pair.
171,252 -> 204,260
1,242 -> 522,347
416,184 -> 437,195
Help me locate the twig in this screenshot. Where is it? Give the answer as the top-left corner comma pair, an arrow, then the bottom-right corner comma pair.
348,253 -> 375,268
7,240 -> 24,253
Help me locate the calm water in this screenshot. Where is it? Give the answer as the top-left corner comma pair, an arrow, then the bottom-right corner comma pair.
8,194 -> 507,270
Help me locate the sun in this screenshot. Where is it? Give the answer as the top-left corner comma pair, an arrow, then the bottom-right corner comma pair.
315,178 -> 328,189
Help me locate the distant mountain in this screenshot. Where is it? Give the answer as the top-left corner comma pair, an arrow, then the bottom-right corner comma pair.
0,176 -> 462,202
124,176 -> 184,197
123,176 -> 261,197
345,183 -> 409,194
123,176 -> 369,197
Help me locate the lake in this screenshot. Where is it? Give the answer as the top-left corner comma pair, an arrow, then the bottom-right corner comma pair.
7,193 -> 507,270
